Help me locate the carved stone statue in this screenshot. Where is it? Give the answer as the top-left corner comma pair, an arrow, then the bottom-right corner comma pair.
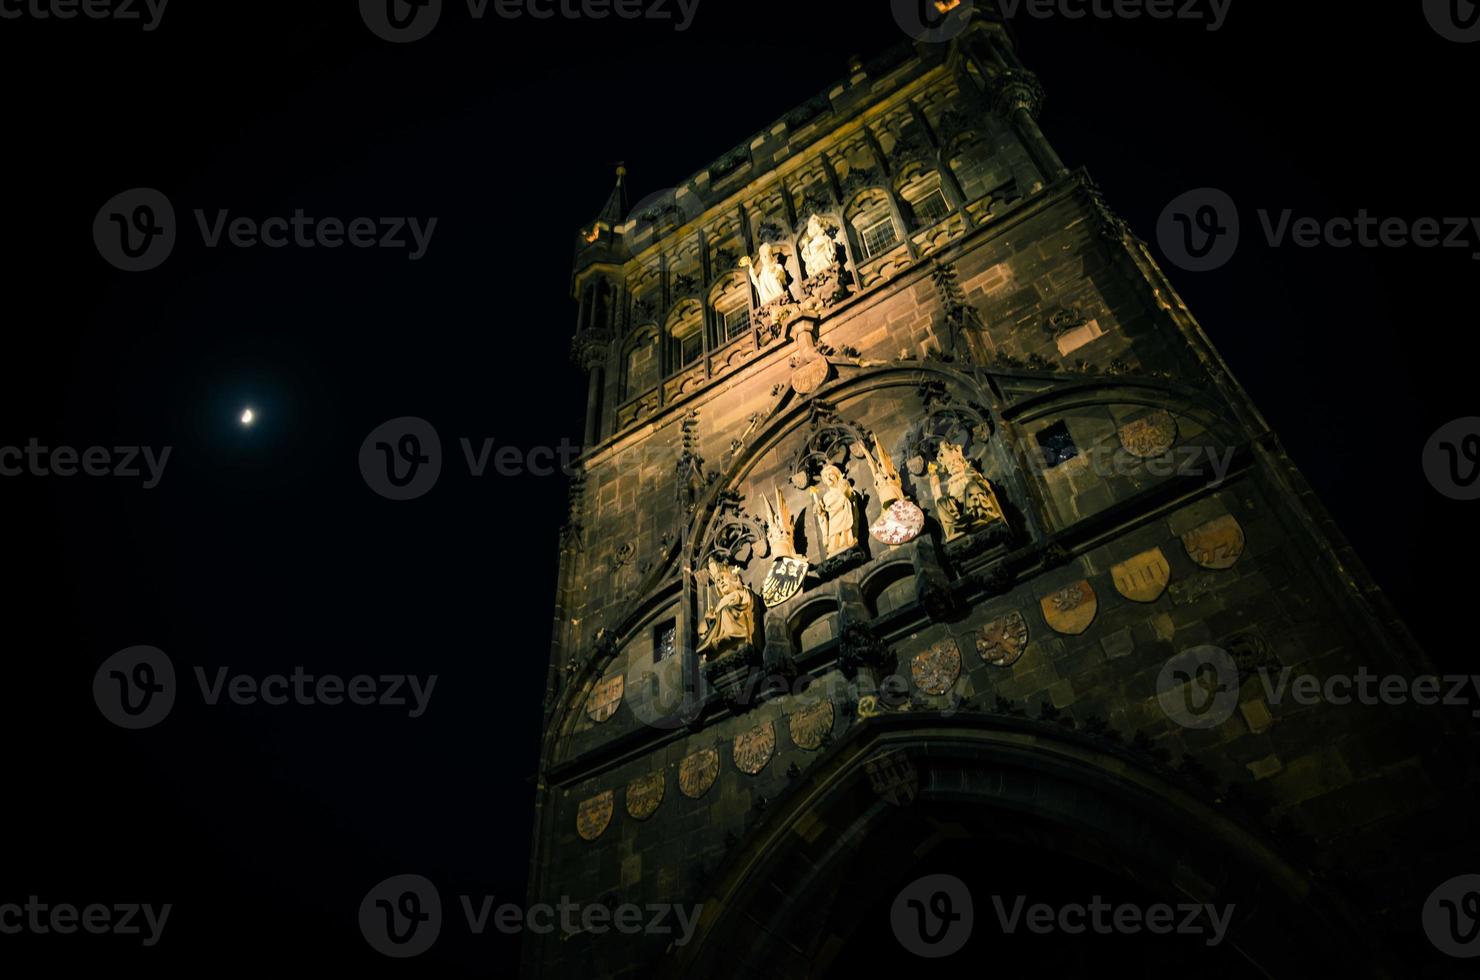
928,441 -> 1007,541
807,464 -> 860,558
697,557 -> 762,663
799,214 -> 840,279
760,487 -> 800,560
743,243 -> 791,307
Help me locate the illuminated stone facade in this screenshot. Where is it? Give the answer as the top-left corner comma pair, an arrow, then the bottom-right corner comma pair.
527,11 -> 1467,978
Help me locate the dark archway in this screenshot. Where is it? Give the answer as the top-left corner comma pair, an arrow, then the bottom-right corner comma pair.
659,714 -> 1396,979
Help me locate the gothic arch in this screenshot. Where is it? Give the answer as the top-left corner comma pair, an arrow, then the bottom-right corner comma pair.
659,713 -> 1390,979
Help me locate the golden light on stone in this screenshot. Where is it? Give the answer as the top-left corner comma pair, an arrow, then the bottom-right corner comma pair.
935,0 -> 962,12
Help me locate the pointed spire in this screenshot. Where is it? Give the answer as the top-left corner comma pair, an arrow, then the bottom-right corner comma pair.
596,164 -> 628,228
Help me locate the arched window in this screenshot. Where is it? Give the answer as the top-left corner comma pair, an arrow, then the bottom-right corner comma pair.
709,273 -> 752,348
897,168 -> 953,229
846,189 -> 901,262
666,300 -> 704,372
622,329 -> 660,400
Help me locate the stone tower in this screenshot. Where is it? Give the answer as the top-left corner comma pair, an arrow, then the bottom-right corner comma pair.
528,9 -> 1472,978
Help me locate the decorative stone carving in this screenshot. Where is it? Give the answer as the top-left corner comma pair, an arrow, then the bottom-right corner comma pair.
586,673 -> 624,724
760,487 -> 800,560
678,747 -> 720,798
912,638 -> 962,695
927,441 -> 1007,541
1182,514 -> 1246,570
733,720 -> 776,775
808,464 -> 861,559
576,790 -> 614,841
696,557 -> 763,665
787,699 -> 834,750
864,749 -> 918,806
977,611 -> 1029,667
1041,581 -> 1098,636
625,772 -> 665,821
1111,547 -> 1172,603
865,435 -> 925,546
1118,411 -> 1178,459
788,319 -> 833,395
760,487 -> 809,607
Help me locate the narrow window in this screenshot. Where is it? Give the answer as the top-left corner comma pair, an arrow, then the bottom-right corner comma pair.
1037,421 -> 1079,468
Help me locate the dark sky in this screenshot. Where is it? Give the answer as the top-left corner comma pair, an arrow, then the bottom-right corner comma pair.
2,2 -> 1475,975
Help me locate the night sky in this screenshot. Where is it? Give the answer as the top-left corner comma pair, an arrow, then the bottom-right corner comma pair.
3,2 -> 1476,974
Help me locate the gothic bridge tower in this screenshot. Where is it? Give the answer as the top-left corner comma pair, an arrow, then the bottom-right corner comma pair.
528,9 -> 1471,977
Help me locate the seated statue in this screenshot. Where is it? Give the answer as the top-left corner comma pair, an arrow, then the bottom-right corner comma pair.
800,215 -> 840,279
697,557 -> 763,663
928,441 -> 1007,541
